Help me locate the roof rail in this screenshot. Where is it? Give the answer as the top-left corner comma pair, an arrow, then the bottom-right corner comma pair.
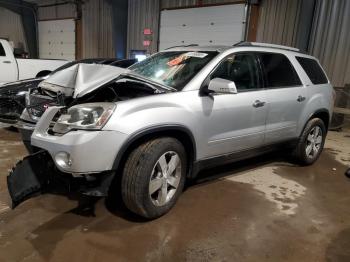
165,44 -> 199,50
233,41 -> 300,52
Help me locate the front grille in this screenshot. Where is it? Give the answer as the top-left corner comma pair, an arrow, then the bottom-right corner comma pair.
0,97 -> 24,122
27,94 -> 57,119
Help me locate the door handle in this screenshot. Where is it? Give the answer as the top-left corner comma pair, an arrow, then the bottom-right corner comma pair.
253,100 -> 266,108
3,61 -> 11,64
297,95 -> 306,102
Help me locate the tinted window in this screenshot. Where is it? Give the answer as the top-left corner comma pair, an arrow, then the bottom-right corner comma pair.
0,43 -> 5,56
258,53 -> 301,88
211,53 -> 260,91
296,56 -> 328,84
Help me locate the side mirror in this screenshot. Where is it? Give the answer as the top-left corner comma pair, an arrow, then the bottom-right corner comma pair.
208,78 -> 237,94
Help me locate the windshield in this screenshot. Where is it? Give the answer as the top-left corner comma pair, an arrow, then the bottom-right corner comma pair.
129,51 -> 218,90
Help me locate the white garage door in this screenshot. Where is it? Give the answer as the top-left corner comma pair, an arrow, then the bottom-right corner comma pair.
38,19 -> 75,60
159,4 -> 246,50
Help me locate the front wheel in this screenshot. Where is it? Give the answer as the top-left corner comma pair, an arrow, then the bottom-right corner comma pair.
293,118 -> 326,165
121,137 -> 187,219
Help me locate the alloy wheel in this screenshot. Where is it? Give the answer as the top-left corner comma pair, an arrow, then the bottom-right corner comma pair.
305,126 -> 323,159
149,151 -> 182,206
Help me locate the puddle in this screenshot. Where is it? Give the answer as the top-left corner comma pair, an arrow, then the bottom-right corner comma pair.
226,167 -> 306,215
0,201 -> 9,214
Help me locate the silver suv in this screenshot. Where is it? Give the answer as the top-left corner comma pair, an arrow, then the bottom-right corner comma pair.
8,42 -> 334,219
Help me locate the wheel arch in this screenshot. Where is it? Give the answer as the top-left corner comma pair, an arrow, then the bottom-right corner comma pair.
112,125 -> 197,179
35,70 -> 51,78
300,108 -> 330,136
309,109 -> 330,130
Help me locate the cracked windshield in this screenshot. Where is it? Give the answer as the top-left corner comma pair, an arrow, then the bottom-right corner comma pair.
130,51 -> 218,90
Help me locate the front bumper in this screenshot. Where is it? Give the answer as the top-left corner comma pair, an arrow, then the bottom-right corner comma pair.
15,120 -> 38,153
31,106 -> 128,174
7,151 -> 115,207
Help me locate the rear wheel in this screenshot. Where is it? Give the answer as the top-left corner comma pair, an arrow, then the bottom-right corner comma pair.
121,137 -> 186,219
293,118 -> 326,165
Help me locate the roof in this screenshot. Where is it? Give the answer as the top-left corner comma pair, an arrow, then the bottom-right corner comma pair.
162,42 -> 303,54
161,45 -> 231,53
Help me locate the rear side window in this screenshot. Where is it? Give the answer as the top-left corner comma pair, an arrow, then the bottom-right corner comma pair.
0,43 -> 5,56
258,53 -> 301,88
296,56 -> 328,84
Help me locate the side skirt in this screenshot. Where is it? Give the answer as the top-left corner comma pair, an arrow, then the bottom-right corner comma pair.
191,139 -> 298,178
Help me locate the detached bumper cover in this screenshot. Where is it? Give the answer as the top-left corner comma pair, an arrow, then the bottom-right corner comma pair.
7,151 -> 115,208
7,151 -> 50,207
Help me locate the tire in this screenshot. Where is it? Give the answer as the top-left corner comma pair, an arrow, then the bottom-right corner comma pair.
293,118 -> 326,165
121,137 -> 187,219
35,70 -> 51,78
345,168 -> 350,178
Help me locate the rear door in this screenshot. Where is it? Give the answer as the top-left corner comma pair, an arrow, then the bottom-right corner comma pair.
200,52 -> 268,158
0,41 -> 17,83
257,52 -> 307,145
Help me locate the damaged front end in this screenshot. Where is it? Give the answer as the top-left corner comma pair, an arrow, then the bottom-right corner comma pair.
8,64 -> 171,208
0,78 -> 42,124
7,150 -> 115,208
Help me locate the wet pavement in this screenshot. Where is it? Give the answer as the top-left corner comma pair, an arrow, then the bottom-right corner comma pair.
0,127 -> 350,261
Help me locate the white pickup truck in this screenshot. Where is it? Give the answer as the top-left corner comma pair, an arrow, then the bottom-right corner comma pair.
0,39 -> 69,85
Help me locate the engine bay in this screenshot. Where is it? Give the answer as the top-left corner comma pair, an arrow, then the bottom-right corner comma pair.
26,77 -> 163,119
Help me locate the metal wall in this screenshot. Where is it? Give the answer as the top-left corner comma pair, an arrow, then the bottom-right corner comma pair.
127,0 -> 160,55
161,0 -> 243,9
36,0 -> 114,59
308,0 -> 350,87
82,0 -> 114,58
0,7 -> 28,52
34,0 -> 350,87
256,0 -> 350,88
36,0 -> 77,20
256,0 -> 301,47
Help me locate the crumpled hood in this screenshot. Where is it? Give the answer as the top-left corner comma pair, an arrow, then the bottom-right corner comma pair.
0,78 -> 43,95
38,63 -> 130,98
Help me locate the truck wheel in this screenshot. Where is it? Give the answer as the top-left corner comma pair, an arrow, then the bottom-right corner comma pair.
293,118 -> 326,165
121,137 -> 187,219
36,70 -> 51,77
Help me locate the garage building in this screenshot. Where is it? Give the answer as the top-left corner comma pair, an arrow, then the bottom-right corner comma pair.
0,0 -> 350,261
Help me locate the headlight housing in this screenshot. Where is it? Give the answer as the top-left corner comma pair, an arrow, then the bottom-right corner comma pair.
53,103 -> 116,134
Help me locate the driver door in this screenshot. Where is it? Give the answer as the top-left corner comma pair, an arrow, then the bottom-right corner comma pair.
200,52 -> 268,159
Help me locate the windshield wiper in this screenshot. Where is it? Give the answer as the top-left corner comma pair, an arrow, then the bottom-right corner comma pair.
116,78 -> 165,94
125,72 -> 178,92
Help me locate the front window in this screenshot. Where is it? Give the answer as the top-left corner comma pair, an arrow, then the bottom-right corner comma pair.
211,53 -> 261,91
129,51 -> 218,90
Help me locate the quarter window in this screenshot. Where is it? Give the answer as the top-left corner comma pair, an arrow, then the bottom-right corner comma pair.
0,43 -> 5,56
296,56 -> 328,85
258,53 -> 301,88
211,53 -> 260,91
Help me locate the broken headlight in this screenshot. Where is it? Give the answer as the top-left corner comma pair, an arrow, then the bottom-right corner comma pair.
53,103 -> 116,133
